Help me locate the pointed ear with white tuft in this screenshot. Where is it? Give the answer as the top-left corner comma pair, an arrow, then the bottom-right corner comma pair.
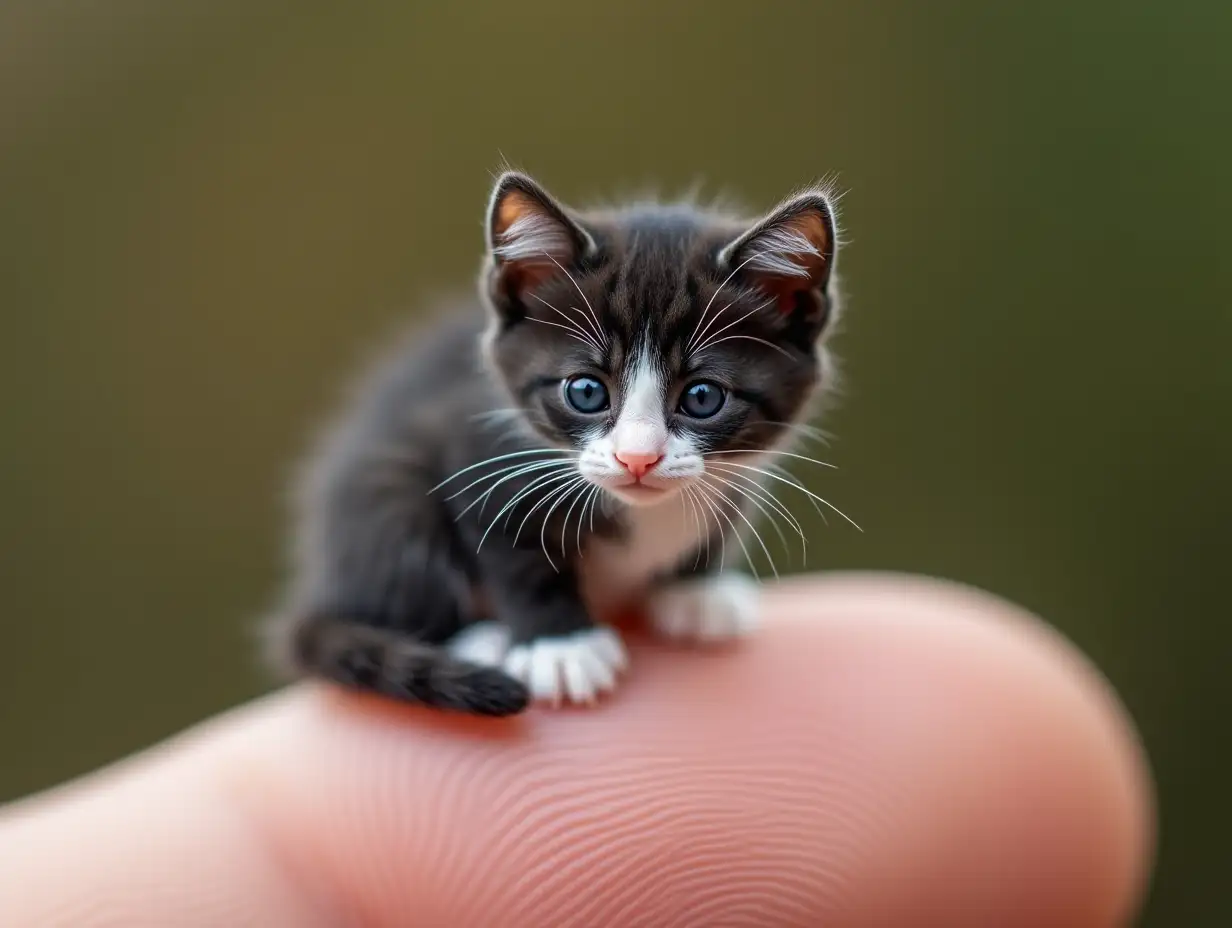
717,189 -> 840,341
483,172 -> 596,321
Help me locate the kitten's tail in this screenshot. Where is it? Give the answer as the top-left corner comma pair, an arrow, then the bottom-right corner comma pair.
277,614 -> 529,717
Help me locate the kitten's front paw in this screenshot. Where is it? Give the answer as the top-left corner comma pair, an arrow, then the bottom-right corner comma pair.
648,573 -> 760,644
503,626 -> 628,707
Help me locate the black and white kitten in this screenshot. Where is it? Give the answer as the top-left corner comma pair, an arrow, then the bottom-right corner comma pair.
265,172 -> 843,716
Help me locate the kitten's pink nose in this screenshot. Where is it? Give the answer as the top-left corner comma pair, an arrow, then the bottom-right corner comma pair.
615,450 -> 662,479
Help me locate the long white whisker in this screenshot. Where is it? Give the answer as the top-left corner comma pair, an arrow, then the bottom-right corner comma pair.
530,285 -> 606,351
588,485 -> 602,550
690,485 -> 726,571
712,467 -> 809,562
430,448 -> 573,493
761,461 -> 827,523
446,459 -> 549,500
504,479 -> 569,552
681,485 -> 704,570
529,291 -> 601,339
539,479 -> 586,572
695,480 -> 760,579
688,298 -> 736,356
687,251 -> 761,355
528,293 -> 604,352
451,462 -> 573,521
512,475 -> 582,544
535,316 -> 601,353
477,470 -> 575,551
559,480 -> 591,563
447,458 -> 572,505
691,297 -> 775,357
696,487 -> 713,568
703,476 -> 778,579
474,462 -> 578,519
545,253 -> 606,349
577,484 -> 599,557
512,475 -> 582,561
706,472 -> 792,564
704,449 -> 837,470
486,469 -> 569,531
526,316 -> 603,351
505,471 -> 578,535
685,486 -> 711,569
708,462 -> 862,532
712,460 -> 826,524
695,334 -> 793,359
569,306 -> 608,351
588,485 -> 603,527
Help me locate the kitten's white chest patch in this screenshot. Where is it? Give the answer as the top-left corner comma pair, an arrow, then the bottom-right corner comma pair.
580,494 -> 706,619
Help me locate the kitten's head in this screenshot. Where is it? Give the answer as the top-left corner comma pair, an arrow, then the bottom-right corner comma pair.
479,172 -> 841,508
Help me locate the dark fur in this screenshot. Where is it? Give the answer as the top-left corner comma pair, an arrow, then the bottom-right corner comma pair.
264,173 -> 841,716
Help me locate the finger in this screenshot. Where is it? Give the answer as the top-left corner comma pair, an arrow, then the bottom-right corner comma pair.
0,717 -> 332,926
0,574 -> 1153,927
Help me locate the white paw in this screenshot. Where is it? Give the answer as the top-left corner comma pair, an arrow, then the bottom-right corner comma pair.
446,621 -> 511,667
648,573 -> 760,644
502,626 -> 628,707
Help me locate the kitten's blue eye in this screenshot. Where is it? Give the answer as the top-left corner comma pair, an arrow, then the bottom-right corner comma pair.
563,376 -> 609,414
680,381 -> 725,419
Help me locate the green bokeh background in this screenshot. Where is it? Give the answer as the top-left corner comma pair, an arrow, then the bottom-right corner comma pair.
2,2 -> 1228,922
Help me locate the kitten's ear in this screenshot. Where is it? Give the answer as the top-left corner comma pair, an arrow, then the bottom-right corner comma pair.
484,172 -> 595,316
717,189 -> 839,336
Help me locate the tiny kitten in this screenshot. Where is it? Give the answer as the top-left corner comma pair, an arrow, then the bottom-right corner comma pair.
264,171 -> 843,716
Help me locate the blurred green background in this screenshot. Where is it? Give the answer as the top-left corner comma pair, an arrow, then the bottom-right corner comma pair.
1,1 -> 1228,922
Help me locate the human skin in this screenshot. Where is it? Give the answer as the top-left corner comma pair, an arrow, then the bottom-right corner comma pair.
0,574 -> 1153,927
